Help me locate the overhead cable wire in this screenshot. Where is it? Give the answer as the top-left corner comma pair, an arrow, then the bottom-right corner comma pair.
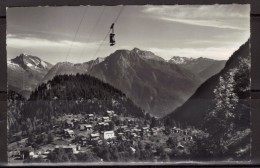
65,6 -> 89,62
92,5 -> 125,60
77,6 -> 106,63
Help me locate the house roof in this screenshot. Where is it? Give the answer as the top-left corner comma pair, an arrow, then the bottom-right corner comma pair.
104,131 -> 114,134
91,133 -> 100,137
67,130 -> 74,134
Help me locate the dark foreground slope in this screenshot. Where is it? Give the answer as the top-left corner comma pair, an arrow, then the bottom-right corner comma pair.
164,40 -> 250,127
7,90 -> 25,134
165,40 -> 251,161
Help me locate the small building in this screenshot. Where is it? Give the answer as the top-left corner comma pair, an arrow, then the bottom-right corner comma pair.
187,136 -> 193,141
80,137 -> 88,147
142,127 -> 149,132
172,127 -> 181,134
54,145 -> 80,154
117,132 -> 126,141
87,114 -> 94,121
183,130 -> 188,135
177,144 -> 185,150
65,120 -> 74,128
90,133 -> 100,141
79,124 -> 93,132
183,137 -> 188,141
20,146 -> 33,160
106,110 -> 115,117
64,129 -> 75,138
113,114 -> 118,118
130,132 -> 138,138
120,125 -> 128,130
103,131 -> 115,140
151,128 -> 158,136
102,117 -> 110,122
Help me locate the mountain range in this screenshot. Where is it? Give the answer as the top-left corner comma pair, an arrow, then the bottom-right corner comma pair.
7,53 -> 53,98
8,48 -> 227,117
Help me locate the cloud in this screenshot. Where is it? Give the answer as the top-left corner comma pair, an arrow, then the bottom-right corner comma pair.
142,4 -> 250,30
7,35 -> 99,50
7,34 -> 103,63
148,46 -> 241,61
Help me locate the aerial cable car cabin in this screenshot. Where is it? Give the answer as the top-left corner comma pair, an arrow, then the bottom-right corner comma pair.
110,23 -> 115,46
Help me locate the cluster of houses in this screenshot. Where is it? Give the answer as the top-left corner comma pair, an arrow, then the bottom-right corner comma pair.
170,127 -> 193,142
59,110 -> 164,148
9,110 -> 196,162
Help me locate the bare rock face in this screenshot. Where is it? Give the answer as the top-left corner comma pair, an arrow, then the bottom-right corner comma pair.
88,48 -> 201,117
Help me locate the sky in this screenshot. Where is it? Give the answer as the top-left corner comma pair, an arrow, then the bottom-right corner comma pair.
7,5 -> 250,64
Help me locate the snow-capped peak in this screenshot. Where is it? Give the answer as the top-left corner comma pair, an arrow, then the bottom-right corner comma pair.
20,53 -> 29,56
168,56 -> 194,64
9,53 -> 52,71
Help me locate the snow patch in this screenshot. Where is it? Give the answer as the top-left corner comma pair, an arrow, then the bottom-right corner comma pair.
169,56 -> 195,64
30,58 -> 40,65
41,61 -> 48,68
26,62 -> 34,67
7,60 -> 21,70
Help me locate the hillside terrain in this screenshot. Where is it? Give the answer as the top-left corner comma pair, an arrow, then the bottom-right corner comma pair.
18,74 -> 145,133
164,40 -> 251,160
165,40 -> 250,127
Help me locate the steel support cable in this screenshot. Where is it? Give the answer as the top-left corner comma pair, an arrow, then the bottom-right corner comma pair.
65,6 -> 89,62
92,6 -> 125,60
62,6 -> 88,102
77,6 -> 106,63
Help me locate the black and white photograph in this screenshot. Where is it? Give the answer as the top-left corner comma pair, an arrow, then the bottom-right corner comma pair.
7,4 -> 251,164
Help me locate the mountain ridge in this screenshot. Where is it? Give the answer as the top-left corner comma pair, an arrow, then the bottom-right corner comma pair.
8,53 -> 53,98
164,40 -> 250,127
88,48 -> 201,117
168,56 -> 226,81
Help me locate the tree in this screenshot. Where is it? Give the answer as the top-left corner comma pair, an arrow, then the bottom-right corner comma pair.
205,69 -> 239,138
160,152 -> 170,162
48,133 -> 54,143
150,117 -> 157,128
76,152 -> 100,162
203,56 -> 251,157
166,137 -> 178,147
109,121 -> 115,130
145,113 -> 152,121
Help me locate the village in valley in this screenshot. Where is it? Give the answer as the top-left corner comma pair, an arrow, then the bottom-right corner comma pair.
8,109 -> 204,163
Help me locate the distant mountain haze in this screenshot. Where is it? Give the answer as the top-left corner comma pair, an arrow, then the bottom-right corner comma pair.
168,56 -> 226,82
